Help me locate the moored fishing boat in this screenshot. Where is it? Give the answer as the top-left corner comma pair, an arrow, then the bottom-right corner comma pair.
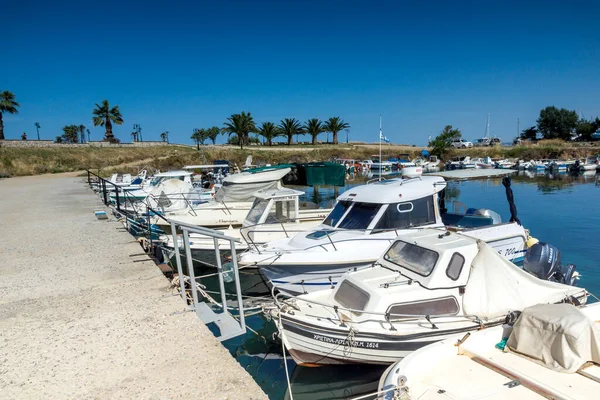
265,229 -> 585,366
240,176 -> 531,296
160,188 -> 331,267
378,301 -> 600,399
152,167 -> 292,233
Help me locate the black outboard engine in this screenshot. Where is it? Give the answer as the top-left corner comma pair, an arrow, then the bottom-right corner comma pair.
523,242 -> 578,286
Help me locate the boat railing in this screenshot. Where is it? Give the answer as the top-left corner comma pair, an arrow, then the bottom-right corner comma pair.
238,225 -> 444,255
164,214 -> 247,342
86,169 -> 124,212
270,282 -> 487,329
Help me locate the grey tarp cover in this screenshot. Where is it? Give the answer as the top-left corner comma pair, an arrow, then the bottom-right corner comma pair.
214,180 -> 280,203
507,303 -> 600,373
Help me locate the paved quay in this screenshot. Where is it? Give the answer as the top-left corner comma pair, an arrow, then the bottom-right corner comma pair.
0,174 -> 267,399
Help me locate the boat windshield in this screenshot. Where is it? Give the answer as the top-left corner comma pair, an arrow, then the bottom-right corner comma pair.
245,198 -> 270,225
384,241 -> 439,276
264,200 -> 297,224
337,202 -> 381,230
149,176 -> 166,186
374,196 -> 436,231
323,200 -> 352,227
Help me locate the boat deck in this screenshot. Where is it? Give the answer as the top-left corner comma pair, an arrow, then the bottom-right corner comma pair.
411,332 -> 600,399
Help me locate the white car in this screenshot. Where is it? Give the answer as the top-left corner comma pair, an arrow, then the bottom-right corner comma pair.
451,138 -> 473,148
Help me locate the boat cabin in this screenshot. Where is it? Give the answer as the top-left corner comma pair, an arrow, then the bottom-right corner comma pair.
325,229 -> 583,322
321,176 -> 446,233
331,231 -> 479,319
244,188 -> 303,226
319,176 -> 507,234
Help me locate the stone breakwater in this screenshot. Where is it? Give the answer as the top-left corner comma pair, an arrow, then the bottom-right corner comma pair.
0,139 -> 190,148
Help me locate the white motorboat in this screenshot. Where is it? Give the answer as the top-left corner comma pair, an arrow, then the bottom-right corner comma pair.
364,157 -> 394,173
379,302 -> 600,399
112,170 -> 196,202
459,156 -> 476,169
160,188 -> 331,267
494,159 -> 514,169
240,176 -> 531,296
570,156 -> 599,172
474,156 -> 495,169
152,167 -> 292,232
266,230 -> 585,366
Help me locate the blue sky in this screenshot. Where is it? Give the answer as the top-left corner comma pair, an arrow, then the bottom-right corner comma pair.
2,0 -> 599,145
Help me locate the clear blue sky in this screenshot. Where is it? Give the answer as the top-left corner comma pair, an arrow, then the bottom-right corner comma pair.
2,0 -> 599,145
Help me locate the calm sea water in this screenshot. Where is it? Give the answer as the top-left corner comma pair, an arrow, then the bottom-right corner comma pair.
212,171 -> 600,400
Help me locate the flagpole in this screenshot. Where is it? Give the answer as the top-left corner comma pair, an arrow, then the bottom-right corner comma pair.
379,115 -> 382,182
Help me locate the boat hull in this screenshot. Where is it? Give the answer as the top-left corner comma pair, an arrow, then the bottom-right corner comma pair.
277,314 -> 489,366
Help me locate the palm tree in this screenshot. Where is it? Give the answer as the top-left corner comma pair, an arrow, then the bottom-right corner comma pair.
206,126 -> 220,145
160,131 -> 168,142
258,122 -> 282,146
191,128 -> 205,150
78,124 -> 86,143
34,122 -> 41,140
0,91 -> 20,140
222,111 -> 257,149
61,125 -> 79,143
303,118 -> 325,145
324,117 -> 350,145
279,118 -> 303,146
92,100 -> 124,142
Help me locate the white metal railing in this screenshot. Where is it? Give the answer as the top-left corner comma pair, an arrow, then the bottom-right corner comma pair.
168,218 -> 246,341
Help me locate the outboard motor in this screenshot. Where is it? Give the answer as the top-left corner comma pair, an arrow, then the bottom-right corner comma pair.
523,242 -> 578,286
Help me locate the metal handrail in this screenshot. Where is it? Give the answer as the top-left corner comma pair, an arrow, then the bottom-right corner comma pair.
271,287 -> 488,325
168,217 -> 246,341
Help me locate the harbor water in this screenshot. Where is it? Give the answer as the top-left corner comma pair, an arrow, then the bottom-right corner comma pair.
201,171 -> 600,400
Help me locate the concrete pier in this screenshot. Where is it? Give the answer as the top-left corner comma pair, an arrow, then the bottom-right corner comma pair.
0,174 -> 267,399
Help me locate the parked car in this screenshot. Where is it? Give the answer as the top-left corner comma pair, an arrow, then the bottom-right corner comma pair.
489,137 -> 502,146
451,138 -> 473,148
473,138 -> 491,147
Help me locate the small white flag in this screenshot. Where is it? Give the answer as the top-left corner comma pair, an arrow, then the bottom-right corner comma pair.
379,132 -> 390,143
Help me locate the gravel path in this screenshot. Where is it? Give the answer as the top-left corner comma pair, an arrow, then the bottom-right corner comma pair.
0,175 -> 267,399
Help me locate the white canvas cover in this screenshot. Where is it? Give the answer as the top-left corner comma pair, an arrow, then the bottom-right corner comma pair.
214,180 -> 280,203
507,303 -> 600,373
145,179 -> 192,212
462,241 -> 584,320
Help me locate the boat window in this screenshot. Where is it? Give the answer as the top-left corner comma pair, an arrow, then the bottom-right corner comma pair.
245,198 -> 270,225
384,241 -> 439,276
446,253 -> 465,281
150,176 -> 165,187
323,201 -> 352,227
386,297 -> 459,318
337,202 -> 381,230
264,200 -> 297,224
334,280 -> 370,315
374,196 -> 436,231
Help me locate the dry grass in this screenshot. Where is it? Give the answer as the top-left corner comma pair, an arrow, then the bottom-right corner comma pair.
2,141 -> 598,177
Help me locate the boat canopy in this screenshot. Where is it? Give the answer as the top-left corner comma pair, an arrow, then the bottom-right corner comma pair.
462,240 -> 582,320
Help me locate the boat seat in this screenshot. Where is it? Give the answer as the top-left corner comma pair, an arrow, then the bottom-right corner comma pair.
442,213 -> 495,228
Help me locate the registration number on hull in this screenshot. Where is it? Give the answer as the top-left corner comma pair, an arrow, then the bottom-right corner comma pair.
312,334 -> 380,348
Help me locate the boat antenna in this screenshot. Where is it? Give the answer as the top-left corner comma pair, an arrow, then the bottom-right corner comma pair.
379,115 -> 382,182
485,113 -> 490,138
